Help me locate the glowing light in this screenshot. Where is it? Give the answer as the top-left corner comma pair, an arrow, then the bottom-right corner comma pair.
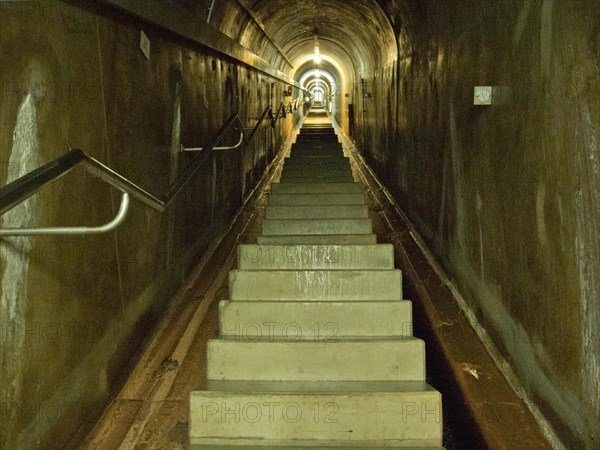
313,34 -> 321,64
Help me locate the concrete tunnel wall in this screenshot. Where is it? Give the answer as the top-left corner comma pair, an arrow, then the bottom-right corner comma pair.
355,1 -> 600,448
0,2 -> 301,448
0,0 -> 599,449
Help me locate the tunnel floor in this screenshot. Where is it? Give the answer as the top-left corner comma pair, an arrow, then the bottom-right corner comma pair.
82,109 -> 467,449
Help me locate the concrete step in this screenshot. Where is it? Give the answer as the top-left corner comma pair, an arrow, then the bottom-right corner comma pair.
280,173 -> 353,181
294,141 -> 339,145
229,269 -> 402,301
293,141 -> 341,146
280,177 -> 355,184
283,160 -> 350,169
301,129 -> 336,132
279,177 -> 356,184
296,136 -> 337,140
295,142 -> 340,147
191,381 -> 442,448
286,154 -> 346,159
193,446 -> 444,449
268,193 -> 366,205
300,130 -> 335,133
285,159 -> 348,165
293,138 -> 340,143
284,158 -> 349,164
290,153 -> 345,159
293,147 -> 341,151
283,166 -> 351,174
271,182 -> 362,194
280,171 -> 352,177
265,205 -> 368,219
286,155 -> 347,161
299,129 -> 336,133
291,148 -> 343,154
262,219 -> 372,236
294,145 -> 340,150
219,300 -> 413,340
285,154 -> 348,161
299,129 -> 336,132
237,244 -> 393,269
286,153 -> 347,159
206,339 -> 425,381
257,234 -> 378,245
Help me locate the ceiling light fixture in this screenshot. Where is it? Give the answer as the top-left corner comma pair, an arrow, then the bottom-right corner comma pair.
313,34 -> 321,64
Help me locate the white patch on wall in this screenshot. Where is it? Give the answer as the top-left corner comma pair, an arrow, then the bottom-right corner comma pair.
140,30 -> 151,60
0,93 -> 39,425
1,93 -> 39,321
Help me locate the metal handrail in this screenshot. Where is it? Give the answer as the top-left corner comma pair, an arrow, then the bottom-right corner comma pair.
181,102 -> 286,152
0,104 -> 286,236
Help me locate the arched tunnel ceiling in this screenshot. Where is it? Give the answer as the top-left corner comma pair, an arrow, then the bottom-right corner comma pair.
295,59 -> 341,90
237,0 -> 397,78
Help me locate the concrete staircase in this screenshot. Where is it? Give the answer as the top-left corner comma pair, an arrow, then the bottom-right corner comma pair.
189,112 -> 444,448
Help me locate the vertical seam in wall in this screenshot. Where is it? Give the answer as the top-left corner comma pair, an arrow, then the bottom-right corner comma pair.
96,17 -> 125,315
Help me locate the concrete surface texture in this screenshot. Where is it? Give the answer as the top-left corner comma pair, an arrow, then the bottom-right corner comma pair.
353,2 -> 600,449
0,0 -> 598,448
0,2 -> 299,449
190,117 -> 443,447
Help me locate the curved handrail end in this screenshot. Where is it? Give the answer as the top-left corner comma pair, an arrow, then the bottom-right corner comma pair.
0,192 -> 130,236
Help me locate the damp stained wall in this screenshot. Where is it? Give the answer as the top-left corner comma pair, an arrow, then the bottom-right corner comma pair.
357,1 -> 600,447
2,0 -> 599,448
0,2 -> 299,449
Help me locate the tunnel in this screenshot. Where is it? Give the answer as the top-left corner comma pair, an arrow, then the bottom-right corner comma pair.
0,0 -> 599,449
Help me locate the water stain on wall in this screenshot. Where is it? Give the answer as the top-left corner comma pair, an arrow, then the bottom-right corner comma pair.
0,92 -> 39,446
